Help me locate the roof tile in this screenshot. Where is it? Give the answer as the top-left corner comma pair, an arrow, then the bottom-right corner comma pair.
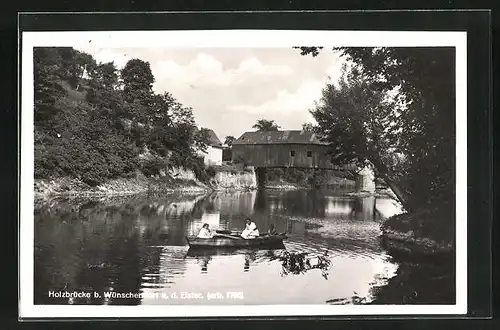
233,130 -> 327,145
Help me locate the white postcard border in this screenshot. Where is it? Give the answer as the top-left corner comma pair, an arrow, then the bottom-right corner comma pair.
20,29 -> 467,318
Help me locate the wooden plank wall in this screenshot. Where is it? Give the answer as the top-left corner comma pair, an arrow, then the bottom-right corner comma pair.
232,144 -> 339,169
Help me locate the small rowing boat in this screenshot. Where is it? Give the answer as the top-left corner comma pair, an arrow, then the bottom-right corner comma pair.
185,231 -> 287,249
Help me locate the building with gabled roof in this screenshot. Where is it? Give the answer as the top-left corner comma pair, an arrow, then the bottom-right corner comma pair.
196,127 -> 223,166
204,128 -> 223,148
232,130 -> 340,169
232,130 -> 328,146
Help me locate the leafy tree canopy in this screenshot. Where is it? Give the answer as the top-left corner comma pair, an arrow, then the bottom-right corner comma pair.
224,136 -> 236,147
301,123 -> 316,132
297,46 -> 455,211
252,119 -> 280,131
34,47 -> 210,186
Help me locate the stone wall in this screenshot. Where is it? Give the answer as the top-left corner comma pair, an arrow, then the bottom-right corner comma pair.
210,168 -> 257,190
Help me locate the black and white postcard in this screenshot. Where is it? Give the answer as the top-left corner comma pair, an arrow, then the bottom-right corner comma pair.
20,29 -> 467,318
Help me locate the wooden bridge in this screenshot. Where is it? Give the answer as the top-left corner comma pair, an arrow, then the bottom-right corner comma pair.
231,130 -> 372,190
231,130 -> 345,170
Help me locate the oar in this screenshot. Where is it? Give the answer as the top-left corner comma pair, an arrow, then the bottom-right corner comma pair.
215,233 -> 244,240
215,229 -> 232,234
216,229 -> 241,235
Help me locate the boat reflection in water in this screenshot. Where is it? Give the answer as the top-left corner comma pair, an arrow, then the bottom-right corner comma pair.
185,245 -> 333,279
186,246 -> 285,274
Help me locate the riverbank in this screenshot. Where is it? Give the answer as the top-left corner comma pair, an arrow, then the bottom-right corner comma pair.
265,179 -> 305,190
374,206 -> 456,304
34,174 -> 210,201
34,165 -> 260,201
34,170 -> 358,200
379,204 -> 455,258
265,176 -> 357,191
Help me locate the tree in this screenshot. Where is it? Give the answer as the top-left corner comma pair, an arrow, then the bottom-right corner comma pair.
34,47 -> 213,186
252,119 -> 280,131
301,123 -> 316,132
89,62 -> 119,89
119,59 -> 157,147
33,47 -> 97,126
52,47 -> 95,90
195,128 -> 211,154
224,136 -> 236,147
120,59 -> 155,123
297,46 -> 455,212
310,65 -> 408,206
86,61 -> 124,121
34,48 -> 68,126
121,59 -> 155,103
153,93 -> 209,166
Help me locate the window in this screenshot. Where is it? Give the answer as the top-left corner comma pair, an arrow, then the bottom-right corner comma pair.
307,151 -> 312,158
290,150 -> 295,157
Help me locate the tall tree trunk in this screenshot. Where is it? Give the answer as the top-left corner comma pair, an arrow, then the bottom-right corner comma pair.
369,156 -> 411,212
380,173 -> 410,211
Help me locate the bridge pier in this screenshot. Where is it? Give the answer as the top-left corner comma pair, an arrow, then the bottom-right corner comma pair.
356,166 -> 376,193
255,167 -> 267,188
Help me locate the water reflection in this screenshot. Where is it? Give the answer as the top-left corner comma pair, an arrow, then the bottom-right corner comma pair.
35,199 -> 151,305
34,189 -> 453,306
185,247 -> 285,274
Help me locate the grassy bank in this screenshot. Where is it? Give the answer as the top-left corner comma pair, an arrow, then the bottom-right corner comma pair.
380,202 -> 455,257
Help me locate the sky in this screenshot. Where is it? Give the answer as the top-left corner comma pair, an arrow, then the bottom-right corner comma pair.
75,46 -> 345,142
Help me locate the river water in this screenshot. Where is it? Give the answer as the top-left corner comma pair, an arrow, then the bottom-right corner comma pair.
34,189 -> 455,306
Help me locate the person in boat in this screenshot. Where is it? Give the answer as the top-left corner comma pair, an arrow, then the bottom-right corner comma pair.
241,218 -> 259,239
197,223 -> 215,238
267,224 -> 278,236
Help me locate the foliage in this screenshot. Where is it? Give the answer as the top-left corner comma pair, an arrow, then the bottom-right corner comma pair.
222,136 -> 236,162
205,166 -> 217,178
34,47 -> 95,126
269,250 -> 333,279
301,123 -> 316,132
34,47 -> 212,186
296,47 -> 455,212
140,156 -> 168,177
252,119 -> 280,131
266,168 -> 345,188
311,66 -> 396,170
224,135 -> 236,146
121,59 -> 155,107
189,156 -> 211,182
266,168 -> 285,182
292,46 -> 323,57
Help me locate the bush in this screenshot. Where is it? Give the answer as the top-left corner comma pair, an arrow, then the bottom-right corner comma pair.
34,144 -> 56,179
206,166 -> 217,178
140,156 -> 167,177
34,128 -> 144,186
182,155 -> 205,182
80,149 -> 110,186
